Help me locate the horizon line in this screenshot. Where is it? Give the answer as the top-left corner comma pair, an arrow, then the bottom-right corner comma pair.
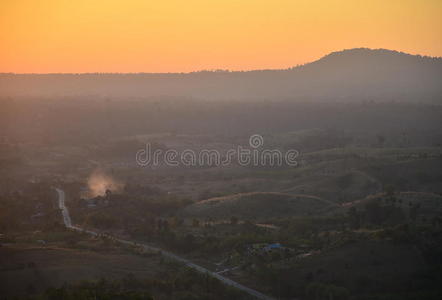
1,47 -> 441,75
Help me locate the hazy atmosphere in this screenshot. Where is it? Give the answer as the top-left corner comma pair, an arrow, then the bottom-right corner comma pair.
1,1 -> 441,300
1,0 -> 442,72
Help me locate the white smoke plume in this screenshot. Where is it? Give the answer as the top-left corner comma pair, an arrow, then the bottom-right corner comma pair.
86,169 -> 124,198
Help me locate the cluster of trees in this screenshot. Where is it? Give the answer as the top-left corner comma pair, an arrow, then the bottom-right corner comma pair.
305,282 -> 350,300
347,200 -> 426,230
345,184 -> 430,229
22,266 -> 248,300
248,217 -> 442,299
0,182 -> 59,232
76,189 -> 191,233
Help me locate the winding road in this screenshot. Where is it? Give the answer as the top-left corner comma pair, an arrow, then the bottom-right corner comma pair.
55,188 -> 274,300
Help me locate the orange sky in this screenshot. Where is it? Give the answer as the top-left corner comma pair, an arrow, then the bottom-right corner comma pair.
1,0 -> 441,73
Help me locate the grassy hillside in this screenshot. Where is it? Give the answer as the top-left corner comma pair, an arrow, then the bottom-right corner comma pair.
181,192 -> 337,220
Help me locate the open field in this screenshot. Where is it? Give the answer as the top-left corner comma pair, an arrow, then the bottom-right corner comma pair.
0,245 -> 160,297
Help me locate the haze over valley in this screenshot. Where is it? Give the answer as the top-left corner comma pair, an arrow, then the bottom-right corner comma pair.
1,1 -> 442,299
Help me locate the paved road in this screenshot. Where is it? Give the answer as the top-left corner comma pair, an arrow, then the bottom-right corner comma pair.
55,188 -> 274,300
56,188 -> 72,228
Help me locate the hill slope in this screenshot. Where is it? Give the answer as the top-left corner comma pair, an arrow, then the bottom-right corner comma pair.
1,48 -> 441,102
181,192 -> 337,220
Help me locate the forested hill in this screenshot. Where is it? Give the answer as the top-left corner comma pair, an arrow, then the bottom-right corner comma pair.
1,48 -> 441,103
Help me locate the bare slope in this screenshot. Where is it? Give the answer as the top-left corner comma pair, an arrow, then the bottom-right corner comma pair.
181,192 -> 337,220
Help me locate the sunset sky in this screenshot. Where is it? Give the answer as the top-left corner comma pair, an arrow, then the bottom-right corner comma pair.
1,0 -> 441,73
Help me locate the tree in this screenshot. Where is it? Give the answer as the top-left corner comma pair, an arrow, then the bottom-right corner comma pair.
384,184 -> 395,197
347,207 -> 360,229
377,135 -> 385,147
365,200 -> 382,225
409,203 -> 421,222
192,218 -> 200,227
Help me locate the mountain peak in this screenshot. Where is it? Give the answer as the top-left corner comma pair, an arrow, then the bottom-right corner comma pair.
321,48 -> 417,60
298,48 -> 442,73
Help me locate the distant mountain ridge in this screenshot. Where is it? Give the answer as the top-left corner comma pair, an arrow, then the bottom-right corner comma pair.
1,48 -> 441,102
